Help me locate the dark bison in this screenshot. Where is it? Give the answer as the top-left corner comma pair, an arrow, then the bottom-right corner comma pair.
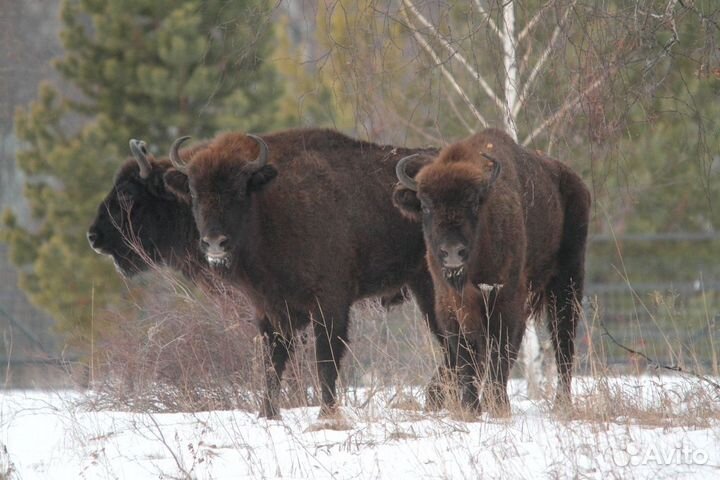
162,128 -> 444,418
87,139 -> 211,281
393,128 -> 591,415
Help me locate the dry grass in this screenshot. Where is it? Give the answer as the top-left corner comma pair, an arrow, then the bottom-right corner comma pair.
0,443 -> 15,480
81,193 -> 720,427
88,265 -> 260,412
83,259 -> 720,433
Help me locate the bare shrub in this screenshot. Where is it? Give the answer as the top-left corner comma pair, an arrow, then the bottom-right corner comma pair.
89,269 -> 260,412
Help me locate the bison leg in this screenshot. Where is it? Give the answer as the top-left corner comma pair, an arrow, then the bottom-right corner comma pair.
546,272 -> 583,408
312,305 -> 350,419
258,318 -> 295,419
456,331 -> 481,412
407,275 -> 451,410
547,176 -> 589,409
480,301 -> 525,417
443,324 -> 480,413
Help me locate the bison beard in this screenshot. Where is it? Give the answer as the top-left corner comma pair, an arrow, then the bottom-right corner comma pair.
162,128 -> 449,419
443,266 -> 467,291
394,128 -> 591,416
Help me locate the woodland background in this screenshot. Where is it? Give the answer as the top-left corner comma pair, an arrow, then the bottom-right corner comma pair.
0,0 -> 718,389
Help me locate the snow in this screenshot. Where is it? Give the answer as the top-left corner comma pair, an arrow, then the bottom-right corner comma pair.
2,376 -> 718,479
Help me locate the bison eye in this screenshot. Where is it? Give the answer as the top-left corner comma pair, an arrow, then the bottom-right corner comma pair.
421,203 -> 431,215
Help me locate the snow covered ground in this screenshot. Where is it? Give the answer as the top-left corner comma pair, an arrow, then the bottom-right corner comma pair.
2,375 -> 719,479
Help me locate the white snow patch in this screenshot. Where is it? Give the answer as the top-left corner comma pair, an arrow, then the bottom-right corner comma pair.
1,376 -> 718,479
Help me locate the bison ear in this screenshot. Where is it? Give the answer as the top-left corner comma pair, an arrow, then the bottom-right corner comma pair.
163,168 -> 191,203
392,187 -> 422,222
247,164 -> 278,193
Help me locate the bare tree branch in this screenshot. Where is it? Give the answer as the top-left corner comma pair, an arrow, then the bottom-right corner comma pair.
402,6 -> 489,127
517,0 -> 558,43
521,72 -> 608,146
601,322 -> 720,393
472,0 -> 502,38
403,0 -> 505,113
500,0 -> 519,140
513,2 -> 575,117
443,88 -> 476,135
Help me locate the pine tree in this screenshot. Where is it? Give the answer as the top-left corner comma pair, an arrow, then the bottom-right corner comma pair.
2,0 -> 283,342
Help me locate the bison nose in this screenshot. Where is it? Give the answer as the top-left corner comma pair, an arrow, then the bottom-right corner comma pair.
201,234 -> 229,255
439,243 -> 468,268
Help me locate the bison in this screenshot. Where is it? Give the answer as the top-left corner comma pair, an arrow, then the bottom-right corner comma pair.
393,128 -> 591,415
161,128 -> 447,418
87,139 -> 211,281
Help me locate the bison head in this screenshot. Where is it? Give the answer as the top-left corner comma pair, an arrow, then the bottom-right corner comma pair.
393,145 -> 501,290
163,133 -> 277,269
87,140 -> 195,276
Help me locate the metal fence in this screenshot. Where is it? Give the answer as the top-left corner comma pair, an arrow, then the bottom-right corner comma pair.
576,233 -> 720,372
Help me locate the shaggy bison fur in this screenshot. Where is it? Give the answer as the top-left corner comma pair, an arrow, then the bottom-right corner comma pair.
393,128 -> 591,415
162,128 -> 445,418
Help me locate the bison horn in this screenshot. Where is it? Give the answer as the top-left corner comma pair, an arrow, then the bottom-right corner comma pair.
169,136 -> 191,172
480,152 -> 502,185
129,139 -> 152,179
245,134 -> 269,171
395,154 -> 424,191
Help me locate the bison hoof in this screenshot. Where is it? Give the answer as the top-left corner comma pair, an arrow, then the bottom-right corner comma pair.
425,380 -> 446,411
489,404 -> 511,419
480,396 -> 511,418
318,404 -> 341,420
552,392 -> 573,416
259,402 -> 281,420
450,400 -> 482,422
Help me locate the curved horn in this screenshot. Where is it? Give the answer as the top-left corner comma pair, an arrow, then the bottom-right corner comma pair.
395,154 -> 421,191
129,139 -> 152,179
480,152 -> 502,185
169,136 -> 191,172
245,134 -> 269,171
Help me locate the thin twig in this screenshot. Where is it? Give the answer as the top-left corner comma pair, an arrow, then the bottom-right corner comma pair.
600,322 -> 720,392
403,0 -> 505,113
513,1 -> 576,117
472,0 -> 502,37
518,0 -> 558,42
521,71 -> 608,146
402,7 -> 489,127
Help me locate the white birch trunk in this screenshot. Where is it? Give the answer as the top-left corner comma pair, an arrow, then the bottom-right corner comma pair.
501,0 -> 543,398
405,0 -> 562,399
501,0 -> 519,140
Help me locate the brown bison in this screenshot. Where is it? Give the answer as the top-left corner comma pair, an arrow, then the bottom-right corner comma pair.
162,128 -> 445,418
393,128 -> 591,415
